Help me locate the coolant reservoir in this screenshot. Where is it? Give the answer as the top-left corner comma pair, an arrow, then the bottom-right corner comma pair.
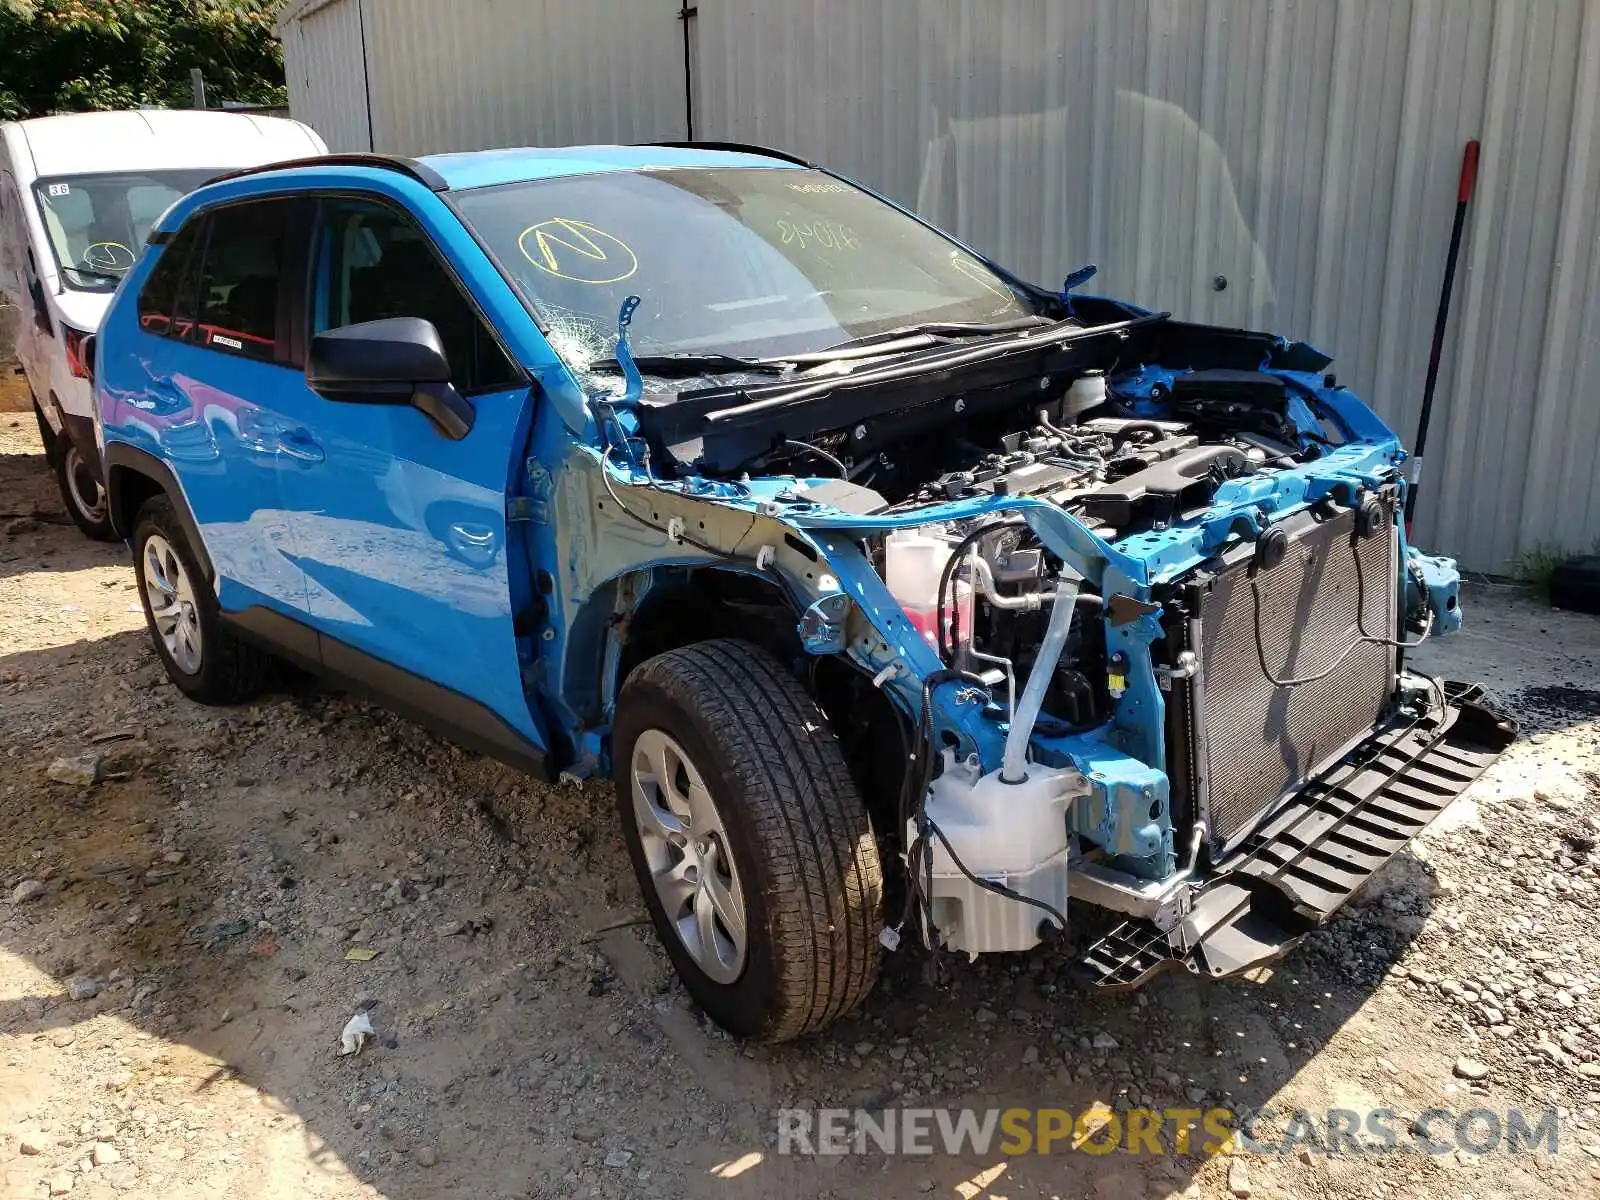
1064,370 -> 1107,422
885,527 -> 971,651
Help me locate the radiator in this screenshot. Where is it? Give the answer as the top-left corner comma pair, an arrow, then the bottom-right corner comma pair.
1180,495 -> 1399,848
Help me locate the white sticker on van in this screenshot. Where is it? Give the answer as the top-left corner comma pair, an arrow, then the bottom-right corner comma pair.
210,334 -> 244,350
47,183 -> 70,197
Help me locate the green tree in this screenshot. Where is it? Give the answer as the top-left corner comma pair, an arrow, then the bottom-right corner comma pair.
0,0 -> 287,121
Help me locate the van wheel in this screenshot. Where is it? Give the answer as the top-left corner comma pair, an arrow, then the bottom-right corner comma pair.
55,442 -> 115,540
613,639 -> 883,1042
132,496 -> 271,704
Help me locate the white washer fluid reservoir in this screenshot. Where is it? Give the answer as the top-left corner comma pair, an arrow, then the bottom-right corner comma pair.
909,750 -> 1086,957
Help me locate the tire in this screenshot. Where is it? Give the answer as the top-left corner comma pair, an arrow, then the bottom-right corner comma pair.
132,495 -> 272,704
54,440 -> 116,541
613,638 -> 883,1042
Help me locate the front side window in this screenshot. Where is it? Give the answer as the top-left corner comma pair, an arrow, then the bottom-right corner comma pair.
191,200 -> 291,362
314,198 -> 518,394
450,167 -> 1034,376
32,170 -> 217,293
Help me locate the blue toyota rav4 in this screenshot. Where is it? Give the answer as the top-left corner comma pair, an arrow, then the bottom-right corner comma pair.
93,145 -> 1512,1041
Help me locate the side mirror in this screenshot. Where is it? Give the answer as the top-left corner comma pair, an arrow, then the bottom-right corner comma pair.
27,274 -> 51,335
308,317 -> 474,439
79,332 -> 96,384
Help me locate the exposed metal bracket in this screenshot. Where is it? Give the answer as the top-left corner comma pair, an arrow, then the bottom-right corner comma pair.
1069,858 -> 1195,932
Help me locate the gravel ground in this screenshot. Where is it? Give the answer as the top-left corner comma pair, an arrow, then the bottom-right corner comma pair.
1,394 -> 1599,1200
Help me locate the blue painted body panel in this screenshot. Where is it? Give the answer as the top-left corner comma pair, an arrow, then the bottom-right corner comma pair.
96,145 -> 1465,895
99,331 -> 308,619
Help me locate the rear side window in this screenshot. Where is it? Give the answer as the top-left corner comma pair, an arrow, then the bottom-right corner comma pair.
136,222 -> 204,338
315,199 -> 519,394
190,200 -> 292,362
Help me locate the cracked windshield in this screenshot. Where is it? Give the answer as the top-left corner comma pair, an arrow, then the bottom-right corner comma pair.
451,166 -> 1034,377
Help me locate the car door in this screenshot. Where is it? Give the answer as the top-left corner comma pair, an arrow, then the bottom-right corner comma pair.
119,197 -> 311,625
0,171 -> 27,368
3,174 -> 51,400
273,194 -> 545,755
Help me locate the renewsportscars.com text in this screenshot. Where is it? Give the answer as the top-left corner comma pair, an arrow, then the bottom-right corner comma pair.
777,1105 -> 1560,1158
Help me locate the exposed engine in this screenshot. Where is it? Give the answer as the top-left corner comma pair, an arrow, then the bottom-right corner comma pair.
865,368 -> 1320,537
856,367 -> 1332,736
623,312 -> 1501,983
837,366 -> 1373,958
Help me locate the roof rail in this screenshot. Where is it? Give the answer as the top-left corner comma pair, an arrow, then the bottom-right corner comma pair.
203,152 -> 450,192
641,141 -> 812,168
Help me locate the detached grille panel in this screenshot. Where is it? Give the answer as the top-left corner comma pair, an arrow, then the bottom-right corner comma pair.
1193,498 -> 1397,847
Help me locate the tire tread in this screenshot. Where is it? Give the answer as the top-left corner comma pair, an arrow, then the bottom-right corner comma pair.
624,639 -> 882,1041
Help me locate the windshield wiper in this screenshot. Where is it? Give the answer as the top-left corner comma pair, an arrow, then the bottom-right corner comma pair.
788,315 -> 1056,364
588,316 -> 1053,378
591,352 -> 792,378
63,266 -> 124,285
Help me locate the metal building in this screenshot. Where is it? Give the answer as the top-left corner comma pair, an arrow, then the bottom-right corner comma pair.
276,0 -> 1600,575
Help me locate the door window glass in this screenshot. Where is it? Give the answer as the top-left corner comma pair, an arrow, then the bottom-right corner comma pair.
191,200 -> 290,362
136,220 -> 205,338
317,199 -> 518,394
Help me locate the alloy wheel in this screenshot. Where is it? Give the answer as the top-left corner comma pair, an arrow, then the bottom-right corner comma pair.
141,533 -> 203,675
629,728 -> 748,983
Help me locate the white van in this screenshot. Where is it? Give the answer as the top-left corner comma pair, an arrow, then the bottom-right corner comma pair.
0,109 -> 326,538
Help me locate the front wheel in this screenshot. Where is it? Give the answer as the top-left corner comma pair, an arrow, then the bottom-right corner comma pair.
613,639 -> 883,1042
55,441 -> 115,540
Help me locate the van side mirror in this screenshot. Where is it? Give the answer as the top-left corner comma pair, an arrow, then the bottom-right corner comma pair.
26,273 -> 51,335
308,317 -> 475,440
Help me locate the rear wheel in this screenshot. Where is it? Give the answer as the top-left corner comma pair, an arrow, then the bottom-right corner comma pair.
132,496 -> 272,704
613,639 -> 883,1042
55,441 -> 115,540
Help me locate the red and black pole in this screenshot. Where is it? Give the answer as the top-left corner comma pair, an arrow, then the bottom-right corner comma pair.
1405,139 -> 1481,526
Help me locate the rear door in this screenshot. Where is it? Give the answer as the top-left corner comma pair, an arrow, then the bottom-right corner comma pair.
118,197 -> 312,624
273,193 -> 545,757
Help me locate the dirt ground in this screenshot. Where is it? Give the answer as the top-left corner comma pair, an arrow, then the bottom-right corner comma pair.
1,382 -> 1598,1200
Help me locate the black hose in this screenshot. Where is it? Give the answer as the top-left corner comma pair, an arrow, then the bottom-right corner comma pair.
1251,532 -> 1432,688
924,818 -> 1068,932
904,669 -> 988,949
779,439 -> 848,479
935,521 -> 1026,663
1113,421 -> 1166,445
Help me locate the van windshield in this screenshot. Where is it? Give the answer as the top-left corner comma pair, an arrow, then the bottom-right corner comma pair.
451,167 -> 1035,373
33,169 -> 218,292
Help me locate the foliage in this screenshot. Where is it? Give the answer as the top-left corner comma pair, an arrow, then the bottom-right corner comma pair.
0,0 -> 287,120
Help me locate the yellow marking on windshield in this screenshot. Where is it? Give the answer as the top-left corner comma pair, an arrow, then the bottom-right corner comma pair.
517,218 -> 637,284
83,242 -> 136,272
951,254 -> 1013,300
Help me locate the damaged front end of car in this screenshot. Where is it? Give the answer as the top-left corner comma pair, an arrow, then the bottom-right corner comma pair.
549,296 -> 1516,989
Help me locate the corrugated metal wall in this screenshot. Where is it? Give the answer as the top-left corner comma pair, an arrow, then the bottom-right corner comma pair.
279,0 -> 1600,573
696,0 -> 1600,573
279,0 -> 372,152
283,0 -> 693,157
